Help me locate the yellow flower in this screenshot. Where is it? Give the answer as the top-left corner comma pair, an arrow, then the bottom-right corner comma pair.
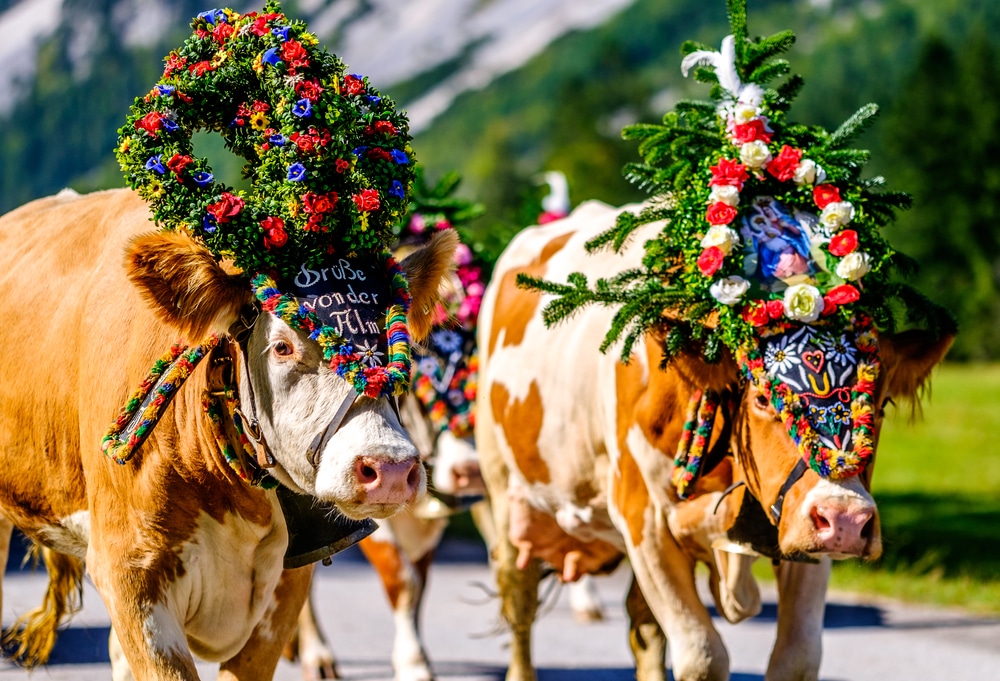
252,53 -> 264,74
857,364 -> 877,382
249,111 -> 269,130
276,98 -> 287,115
148,180 -> 165,199
331,78 -> 341,96
302,33 -> 319,46
118,139 -> 130,154
288,200 -> 300,217
211,50 -> 230,67
359,214 -> 369,232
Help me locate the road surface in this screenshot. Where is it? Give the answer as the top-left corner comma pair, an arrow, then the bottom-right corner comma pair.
1,535 -> 997,680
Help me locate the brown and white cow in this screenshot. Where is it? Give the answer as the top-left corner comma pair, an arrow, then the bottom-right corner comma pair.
0,187 -> 456,679
476,200 -> 952,681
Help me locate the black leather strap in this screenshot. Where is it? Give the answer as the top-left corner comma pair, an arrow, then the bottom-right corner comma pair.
769,458 -> 808,524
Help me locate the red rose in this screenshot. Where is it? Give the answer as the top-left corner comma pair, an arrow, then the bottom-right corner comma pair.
828,229 -> 858,256
343,75 -> 365,96
166,154 -> 193,178
709,157 -> 749,190
212,22 -> 234,44
697,246 -> 725,277
765,299 -> 785,320
296,79 -> 324,102
206,193 -> 245,224
352,189 -> 380,212
251,100 -> 270,113
368,147 -> 392,162
826,283 -> 860,305
303,191 -> 337,215
291,133 -> 315,153
261,216 -> 288,249
731,119 -> 772,145
742,302 -> 770,327
334,158 -> 350,173
821,296 -> 838,316
250,16 -> 270,36
281,40 -> 309,68
163,54 -> 187,77
767,145 -> 803,182
373,120 -> 398,135
813,184 -> 842,209
706,201 -> 738,225
134,111 -> 164,135
188,61 -> 215,77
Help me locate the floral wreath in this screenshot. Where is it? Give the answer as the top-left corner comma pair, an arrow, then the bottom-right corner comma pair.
522,0 -> 954,481
115,2 -> 419,400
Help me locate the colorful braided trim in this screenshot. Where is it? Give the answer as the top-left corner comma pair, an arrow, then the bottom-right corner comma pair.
412,349 -> 478,438
738,318 -> 879,481
252,251 -> 412,399
671,389 -> 720,498
202,388 -> 278,489
102,336 -> 220,464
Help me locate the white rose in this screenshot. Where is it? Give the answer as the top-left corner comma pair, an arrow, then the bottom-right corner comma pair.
792,159 -> 827,186
739,140 -> 772,169
733,103 -> 759,124
819,201 -> 855,230
710,276 -> 750,306
783,283 -> 825,323
700,225 -> 741,255
835,251 -> 872,281
709,184 -> 740,207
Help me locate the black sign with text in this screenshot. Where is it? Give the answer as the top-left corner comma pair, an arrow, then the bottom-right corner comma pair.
281,255 -> 393,367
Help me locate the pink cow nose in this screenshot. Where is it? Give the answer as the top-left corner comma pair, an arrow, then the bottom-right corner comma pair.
354,457 -> 423,505
451,460 -> 486,494
811,503 -> 875,555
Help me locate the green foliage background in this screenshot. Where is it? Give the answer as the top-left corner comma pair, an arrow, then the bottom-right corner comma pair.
1,0 -> 998,357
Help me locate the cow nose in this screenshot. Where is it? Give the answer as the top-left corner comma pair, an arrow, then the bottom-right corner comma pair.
353,456 -> 423,505
811,503 -> 875,555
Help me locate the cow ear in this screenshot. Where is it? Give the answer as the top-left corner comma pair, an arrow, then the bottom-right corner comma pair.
880,329 -> 955,401
125,231 -> 250,341
400,229 -> 459,341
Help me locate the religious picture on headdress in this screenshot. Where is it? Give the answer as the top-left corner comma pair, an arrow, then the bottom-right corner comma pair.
740,196 -> 820,289
282,255 -> 394,368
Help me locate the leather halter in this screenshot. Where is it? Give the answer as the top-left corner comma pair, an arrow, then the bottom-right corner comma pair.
227,305 -> 403,472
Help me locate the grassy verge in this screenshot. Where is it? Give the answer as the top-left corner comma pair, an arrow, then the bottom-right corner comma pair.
827,362 -> 1000,615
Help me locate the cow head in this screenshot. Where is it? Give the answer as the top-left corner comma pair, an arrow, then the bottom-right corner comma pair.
125,229 -> 458,519
707,327 -> 953,560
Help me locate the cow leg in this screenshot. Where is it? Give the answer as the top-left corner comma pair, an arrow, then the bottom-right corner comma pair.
765,558 -> 831,681
289,587 -> 339,680
625,574 -> 667,681
218,565 -> 315,681
109,626 -> 136,681
359,526 -> 434,681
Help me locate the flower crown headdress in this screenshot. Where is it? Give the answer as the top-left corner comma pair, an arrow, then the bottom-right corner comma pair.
116,1 -> 418,398
521,0 -> 954,482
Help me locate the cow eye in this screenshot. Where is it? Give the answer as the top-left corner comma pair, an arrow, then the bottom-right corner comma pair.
272,340 -> 294,357
754,394 -> 770,410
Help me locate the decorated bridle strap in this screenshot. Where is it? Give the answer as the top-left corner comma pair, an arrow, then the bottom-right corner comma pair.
251,252 -> 412,399
768,457 -> 808,524
202,379 -> 278,489
102,336 -> 221,464
672,389 -> 721,498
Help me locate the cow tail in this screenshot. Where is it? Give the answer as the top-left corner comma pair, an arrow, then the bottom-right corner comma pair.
3,545 -> 84,667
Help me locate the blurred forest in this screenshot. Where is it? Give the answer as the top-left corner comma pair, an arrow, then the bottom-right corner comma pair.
1,0 -> 998,358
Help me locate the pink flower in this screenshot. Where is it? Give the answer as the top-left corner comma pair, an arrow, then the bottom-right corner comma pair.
697,247 -> 725,277
706,202 -> 738,225
767,145 -> 803,182
352,189 -> 380,212
709,157 -> 750,190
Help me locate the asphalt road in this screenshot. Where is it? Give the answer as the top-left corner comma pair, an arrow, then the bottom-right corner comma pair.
1,536 -> 997,680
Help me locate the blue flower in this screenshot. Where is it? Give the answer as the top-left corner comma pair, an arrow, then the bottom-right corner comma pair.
145,155 -> 165,175
390,149 -> 409,165
272,26 -> 290,41
197,9 -> 226,25
287,163 -> 307,182
366,95 -> 381,106
268,134 -> 286,146
193,172 -> 214,188
262,47 -> 282,67
202,214 -> 217,233
161,118 -> 179,133
389,180 -> 404,199
352,146 -> 368,158
291,98 -> 312,118
155,84 -> 175,97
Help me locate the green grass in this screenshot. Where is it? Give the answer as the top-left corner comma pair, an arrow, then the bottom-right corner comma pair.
827,363 -> 1000,615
